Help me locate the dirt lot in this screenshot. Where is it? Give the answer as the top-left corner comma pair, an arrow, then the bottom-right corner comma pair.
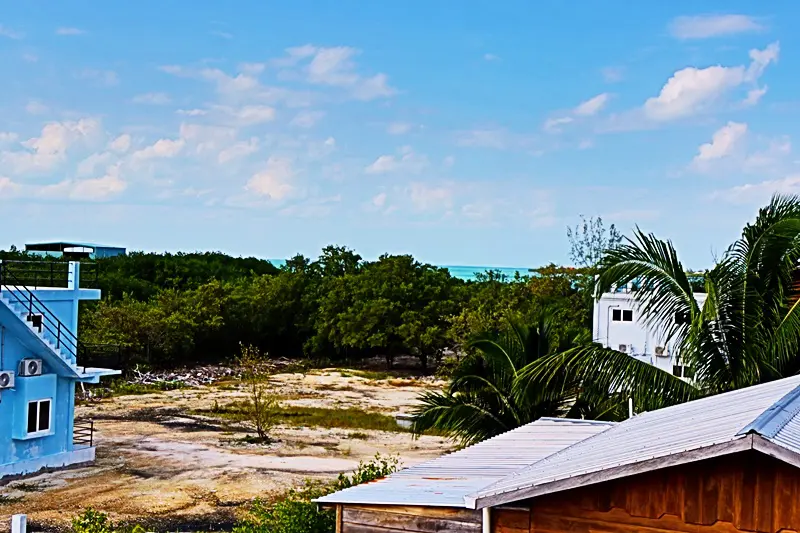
0,370 -> 452,532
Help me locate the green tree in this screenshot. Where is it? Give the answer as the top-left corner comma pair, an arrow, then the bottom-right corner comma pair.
526,194 -> 800,413
411,315 -> 622,446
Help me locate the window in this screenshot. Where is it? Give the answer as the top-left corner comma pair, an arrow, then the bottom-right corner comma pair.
27,399 -> 51,435
622,310 -> 633,322
672,365 -> 683,377
672,366 -> 696,380
612,309 -> 622,321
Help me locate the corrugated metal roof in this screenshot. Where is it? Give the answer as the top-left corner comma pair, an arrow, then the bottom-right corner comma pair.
315,417 -> 613,507
469,375 -> 800,508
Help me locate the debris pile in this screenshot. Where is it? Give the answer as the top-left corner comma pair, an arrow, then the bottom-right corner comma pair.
130,365 -> 240,387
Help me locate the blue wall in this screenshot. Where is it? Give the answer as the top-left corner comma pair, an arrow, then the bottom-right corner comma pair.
0,329 -> 76,468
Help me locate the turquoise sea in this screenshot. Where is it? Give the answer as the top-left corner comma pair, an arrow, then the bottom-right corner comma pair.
268,259 -> 530,282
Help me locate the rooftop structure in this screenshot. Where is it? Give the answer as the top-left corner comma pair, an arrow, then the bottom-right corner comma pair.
25,242 -> 126,260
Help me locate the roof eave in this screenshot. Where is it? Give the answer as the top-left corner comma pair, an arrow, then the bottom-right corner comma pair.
465,436 -> 754,510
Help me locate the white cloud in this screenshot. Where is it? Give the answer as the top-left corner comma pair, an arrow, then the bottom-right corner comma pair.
409,182 -> 454,212
365,146 -> 428,175
25,100 -> 48,115
714,175 -> 800,205
670,14 -> 763,40
218,138 -> 259,164
0,132 -> 18,145
210,30 -> 233,39
744,136 -> 791,170
574,93 -> 610,116
0,177 -> 21,196
694,122 -> 748,163
132,138 -> 185,160
56,27 -> 85,36
746,42 -> 780,81
643,42 -> 778,121
743,86 -> 768,106
41,164 -> 126,201
483,53 -> 500,62
372,192 -> 387,208
279,45 -> 396,100
543,116 -> 574,133
246,157 -> 295,200
108,134 -> 132,154
387,122 -> 413,135
224,105 -> 276,126
0,25 -> 23,39
177,108 -> 208,117
443,155 -> 455,168
290,110 -> 325,128
602,66 -> 625,83
132,92 -> 171,105
178,123 -> 237,154
76,69 -> 120,87
1,118 -> 102,174
22,53 -> 38,63
77,151 -> 114,177
239,62 -> 266,75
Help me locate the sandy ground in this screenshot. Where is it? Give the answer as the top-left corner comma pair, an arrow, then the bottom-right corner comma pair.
0,371 -> 452,532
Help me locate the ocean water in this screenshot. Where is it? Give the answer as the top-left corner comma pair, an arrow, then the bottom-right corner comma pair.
268,259 -> 530,282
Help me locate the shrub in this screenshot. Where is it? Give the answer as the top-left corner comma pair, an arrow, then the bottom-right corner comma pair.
234,454 -> 399,533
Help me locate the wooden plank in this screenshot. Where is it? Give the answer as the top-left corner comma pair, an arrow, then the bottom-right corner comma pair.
343,508 -> 481,533
700,463 -> 719,525
754,456 -> 775,533
336,505 -> 343,533
347,505 -> 481,522
494,508 -> 530,532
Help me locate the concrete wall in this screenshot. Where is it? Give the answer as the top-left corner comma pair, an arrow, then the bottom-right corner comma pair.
0,262 -> 97,478
593,290 -> 707,375
0,329 -> 77,472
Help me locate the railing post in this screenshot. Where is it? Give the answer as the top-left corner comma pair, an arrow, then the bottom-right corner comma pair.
11,515 -> 27,533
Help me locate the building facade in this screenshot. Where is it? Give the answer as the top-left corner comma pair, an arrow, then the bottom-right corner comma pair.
593,282 -> 706,377
24,242 -> 126,260
0,261 -> 118,479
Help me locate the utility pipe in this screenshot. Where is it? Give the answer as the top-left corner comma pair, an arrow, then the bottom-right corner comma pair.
482,507 -> 492,533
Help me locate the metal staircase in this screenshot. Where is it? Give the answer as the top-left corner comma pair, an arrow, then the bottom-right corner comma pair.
0,263 -> 83,373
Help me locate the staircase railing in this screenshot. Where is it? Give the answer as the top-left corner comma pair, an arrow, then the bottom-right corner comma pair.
0,264 -> 80,364
0,260 -> 99,289
73,419 -> 94,447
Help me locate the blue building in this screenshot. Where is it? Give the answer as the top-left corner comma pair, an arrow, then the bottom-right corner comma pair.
25,242 -> 126,260
0,261 -> 119,479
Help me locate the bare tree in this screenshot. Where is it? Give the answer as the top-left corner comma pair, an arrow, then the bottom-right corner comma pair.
238,344 -> 278,442
567,215 -> 622,268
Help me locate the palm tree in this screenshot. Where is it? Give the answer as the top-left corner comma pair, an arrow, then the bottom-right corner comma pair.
519,194 -> 800,410
411,315 -> 626,446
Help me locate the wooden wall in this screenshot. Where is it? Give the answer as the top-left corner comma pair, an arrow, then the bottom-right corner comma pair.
339,504 -> 481,532
526,451 -> 800,533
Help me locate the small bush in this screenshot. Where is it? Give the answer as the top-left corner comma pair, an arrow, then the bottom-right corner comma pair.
71,508 -> 146,533
234,454 -> 399,533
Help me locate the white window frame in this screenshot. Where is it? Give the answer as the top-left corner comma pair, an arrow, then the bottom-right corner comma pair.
26,398 -> 53,436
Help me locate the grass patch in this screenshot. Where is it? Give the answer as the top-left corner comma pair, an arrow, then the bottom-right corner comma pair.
346,431 -> 370,440
194,401 -> 405,433
334,369 -> 398,381
109,379 -> 187,396
0,494 -> 22,505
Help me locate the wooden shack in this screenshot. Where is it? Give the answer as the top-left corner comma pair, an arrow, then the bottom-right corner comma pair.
323,376 -> 800,533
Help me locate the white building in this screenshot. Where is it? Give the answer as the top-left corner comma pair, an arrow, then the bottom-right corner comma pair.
593,282 -> 706,378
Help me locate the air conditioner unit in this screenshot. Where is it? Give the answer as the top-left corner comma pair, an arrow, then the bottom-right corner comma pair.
0,371 -> 14,389
655,346 -> 667,357
618,344 -> 628,353
19,359 -> 43,377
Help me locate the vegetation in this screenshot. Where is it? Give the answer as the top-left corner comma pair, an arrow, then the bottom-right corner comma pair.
515,194 -> 800,423
233,455 -> 399,533
197,402 -> 405,433
238,344 -> 279,442
412,314 -> 624,445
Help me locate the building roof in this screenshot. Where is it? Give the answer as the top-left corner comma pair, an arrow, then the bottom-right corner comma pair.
467,374 -> 800,509
25,241 -> 125,250
315,417 -> 614,507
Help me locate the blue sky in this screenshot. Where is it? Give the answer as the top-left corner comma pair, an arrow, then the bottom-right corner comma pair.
0,2 -> 797,269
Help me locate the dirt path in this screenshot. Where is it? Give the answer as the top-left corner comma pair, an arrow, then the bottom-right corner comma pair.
0,371 -> 452,532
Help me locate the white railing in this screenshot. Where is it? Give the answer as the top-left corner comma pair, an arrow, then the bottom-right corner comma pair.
11,515 -> 26,533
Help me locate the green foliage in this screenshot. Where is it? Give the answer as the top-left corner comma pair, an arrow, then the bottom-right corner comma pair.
238,344 -> 279,440
72,508 -> 114,533
195,402 -> 405,433
233,455 -> 398,533
542,194 -> 800,414
412,314 -> 617,446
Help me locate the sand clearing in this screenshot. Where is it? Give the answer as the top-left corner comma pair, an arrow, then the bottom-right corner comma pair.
0,371 -> 451,531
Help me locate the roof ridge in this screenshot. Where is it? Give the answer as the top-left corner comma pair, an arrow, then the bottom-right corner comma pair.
737,382 -> 800,438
